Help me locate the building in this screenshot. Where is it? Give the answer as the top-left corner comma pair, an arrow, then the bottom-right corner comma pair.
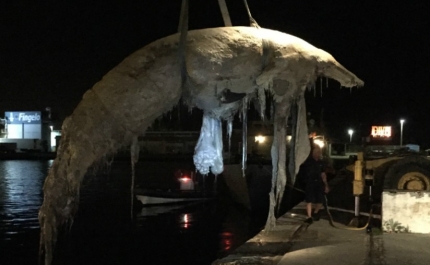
0,110 -> 61,153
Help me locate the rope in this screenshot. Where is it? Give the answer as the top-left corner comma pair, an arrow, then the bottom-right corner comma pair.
242,0 -> 260,28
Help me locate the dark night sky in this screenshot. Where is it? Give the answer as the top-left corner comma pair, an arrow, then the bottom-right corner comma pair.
1,1 -> 429,145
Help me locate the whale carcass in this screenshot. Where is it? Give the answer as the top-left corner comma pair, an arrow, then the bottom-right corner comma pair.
38,26 -> 363,264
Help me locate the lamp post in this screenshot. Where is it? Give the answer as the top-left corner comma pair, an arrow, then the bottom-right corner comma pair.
400,119 -> 405,146
348,129 -> 354,143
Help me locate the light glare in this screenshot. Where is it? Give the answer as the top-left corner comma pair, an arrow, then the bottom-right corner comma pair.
314,139 -> 325,148
255,135 -> 265,143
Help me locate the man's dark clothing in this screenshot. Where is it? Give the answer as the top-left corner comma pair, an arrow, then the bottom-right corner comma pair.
297,156 -> 325,204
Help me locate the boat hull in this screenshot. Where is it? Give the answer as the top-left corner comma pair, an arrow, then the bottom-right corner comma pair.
134,188 -> 213,206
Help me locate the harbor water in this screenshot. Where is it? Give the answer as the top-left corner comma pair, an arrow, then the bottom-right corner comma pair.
0,160 -> 265,265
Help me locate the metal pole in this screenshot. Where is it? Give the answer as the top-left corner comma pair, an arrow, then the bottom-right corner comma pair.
369,186 -> 373,202
354,196 -> 360,217
130,137 -> 139,220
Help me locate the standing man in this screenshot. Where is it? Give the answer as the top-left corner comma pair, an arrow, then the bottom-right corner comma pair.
298,144 -> 329,224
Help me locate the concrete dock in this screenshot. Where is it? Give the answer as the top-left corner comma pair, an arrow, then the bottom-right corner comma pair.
212,202 -> 430,265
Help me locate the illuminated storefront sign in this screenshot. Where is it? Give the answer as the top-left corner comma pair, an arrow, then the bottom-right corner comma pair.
4,111 -> 42,139
5,111 -> 41,124
371,126 -> 391,139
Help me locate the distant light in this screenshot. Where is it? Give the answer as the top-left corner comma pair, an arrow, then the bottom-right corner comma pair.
255,135 -> 266,144
314,139 -> 325,148
371,126 -> 391,138
179,177 -> 190,182
400,119 -> 405,146
348,129 -> 354,142
49,126 -> 53,131
50,130 -> 61,150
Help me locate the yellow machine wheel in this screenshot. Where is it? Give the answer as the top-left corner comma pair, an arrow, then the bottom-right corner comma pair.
384,156 -> 430,191
397,171 -> 430,190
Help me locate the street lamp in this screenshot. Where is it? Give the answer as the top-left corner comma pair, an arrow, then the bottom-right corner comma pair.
348,129 -> 354,143
400,119 -> 405,146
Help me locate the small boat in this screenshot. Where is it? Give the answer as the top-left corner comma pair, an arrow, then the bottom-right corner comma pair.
134,170 -> 215,206
134,188 -> 213,205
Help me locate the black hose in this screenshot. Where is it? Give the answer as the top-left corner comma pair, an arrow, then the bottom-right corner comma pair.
285,182 -> 376,231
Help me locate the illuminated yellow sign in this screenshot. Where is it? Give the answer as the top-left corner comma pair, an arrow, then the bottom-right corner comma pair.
371,126 -> 391,138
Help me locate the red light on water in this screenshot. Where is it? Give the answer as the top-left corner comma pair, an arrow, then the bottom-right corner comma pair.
223,239 -> 232,251
221,231 -> 233,251
181,214 -> 190,229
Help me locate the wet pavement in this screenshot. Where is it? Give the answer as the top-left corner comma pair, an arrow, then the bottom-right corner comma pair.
213,166 -> 430,265
212,200 -> 430,265
279,203 -> 430,265
213,202 -> 430,265
212,209 -> 307,265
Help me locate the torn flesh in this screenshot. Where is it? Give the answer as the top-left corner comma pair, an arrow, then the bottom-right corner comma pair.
38,26 -> 363,264
227,118 -> 233,153
193,113 -> 224,175
241,96 -> 248,177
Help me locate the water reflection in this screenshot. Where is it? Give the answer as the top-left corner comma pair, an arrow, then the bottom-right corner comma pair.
0,160 -> 52,264
220,231 -> 233,251
180,213 -> 193,229
1,160 -> 258,265
0,160 -> 52,237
